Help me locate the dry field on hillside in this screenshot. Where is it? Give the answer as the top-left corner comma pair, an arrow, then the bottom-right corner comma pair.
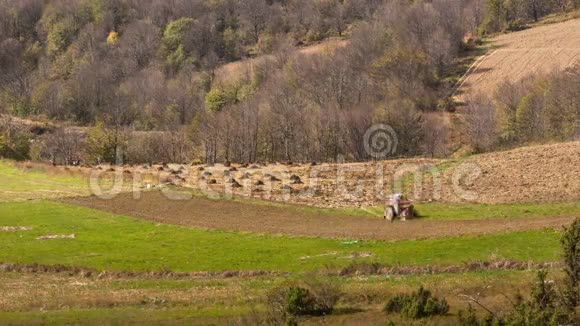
456,18 -> 580,101
39,141 -> 580,208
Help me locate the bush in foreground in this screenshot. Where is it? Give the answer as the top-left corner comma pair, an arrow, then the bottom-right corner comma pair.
561,218 -> 580,308
266,277 -> 341,324
384,286 -> 449,319
458,219 -> 580,326
459,272 -> 574,326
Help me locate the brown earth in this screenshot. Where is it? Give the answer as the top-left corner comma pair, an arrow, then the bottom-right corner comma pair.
184,157 -> 443,208
65,191 -> 576,242
16,141 -> 580,207
159,143 -> 580,206
456,18 -> 580,102
426,141 -> 580,203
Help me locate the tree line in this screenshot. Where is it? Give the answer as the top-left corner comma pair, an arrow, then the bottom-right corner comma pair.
0,0 -> 578,164
466,66 -> 580,152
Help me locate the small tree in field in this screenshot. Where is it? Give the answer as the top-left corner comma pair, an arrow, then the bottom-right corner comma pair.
561,219 -> 580,308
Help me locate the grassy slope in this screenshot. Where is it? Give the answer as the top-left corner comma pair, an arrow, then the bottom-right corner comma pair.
0,160 -> 90,202
0,160 -> 573,324
0,160 -> 128,203
400,201 -> 580,220
0,201 -> 562,272
0,269 -> 546,325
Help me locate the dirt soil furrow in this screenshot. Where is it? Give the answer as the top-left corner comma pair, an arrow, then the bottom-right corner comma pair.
64,192 -> 577,242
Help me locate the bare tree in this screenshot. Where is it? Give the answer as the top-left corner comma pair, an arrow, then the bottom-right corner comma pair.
422,113 -> 450,158
465,95 -> 498,152
240,0 -> 270,44
268,82 -> 305,161
121,21 -> 161,69
39,128 -> 84,165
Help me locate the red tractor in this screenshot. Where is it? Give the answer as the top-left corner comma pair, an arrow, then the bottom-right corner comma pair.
384,194 -> 415,222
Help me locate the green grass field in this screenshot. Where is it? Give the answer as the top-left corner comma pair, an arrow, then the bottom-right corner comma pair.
401,201 -> 580,220
0,159 -> 576,324
0,269 -> 547,325
0,161 -> 91,202
0,201 -> 563,272
0,160 -> 130,203
0,307 -> 242,326
316,202 -> 580,220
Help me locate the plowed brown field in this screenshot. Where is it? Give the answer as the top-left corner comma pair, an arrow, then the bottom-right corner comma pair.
183,142 -> 579,206
456,18 -> 580,101
65,191 -> 576,241
60,142 -> 580,208
424,141 -> 580,204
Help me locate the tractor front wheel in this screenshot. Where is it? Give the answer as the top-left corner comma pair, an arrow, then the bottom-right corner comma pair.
385,207 -> 395,222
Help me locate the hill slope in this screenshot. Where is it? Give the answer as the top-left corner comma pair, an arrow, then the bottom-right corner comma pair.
457,18 -> 580,101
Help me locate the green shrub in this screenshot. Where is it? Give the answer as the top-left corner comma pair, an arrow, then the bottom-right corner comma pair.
204,88 -> 229,112
0,125 -> 31,161
45,16 -> 79,58
458,305 -> 480,326
162,18 -> 195,52
506,19 -> 525,32
561,219 -> 580,308
165,44 -> 187,75
161,18 -> 196,73
204,83 -> 255,112
457,304 -> 498,326
384,286 -> 449,319
286,287 -> 316,315
85,121 -> 126,164
305,29 -> 324,43
457,220 -> 580,325
267,277 -> 341,322
437,97 -> 456,112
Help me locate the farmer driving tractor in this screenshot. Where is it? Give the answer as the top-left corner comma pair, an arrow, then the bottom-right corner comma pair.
384,193 -> 414,222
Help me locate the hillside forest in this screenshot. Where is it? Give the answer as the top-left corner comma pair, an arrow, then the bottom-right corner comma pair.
0,0 -> 579,164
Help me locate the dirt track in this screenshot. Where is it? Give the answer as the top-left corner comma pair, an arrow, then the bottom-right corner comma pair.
65,191 -> 576,242
457,18 -> 580,101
